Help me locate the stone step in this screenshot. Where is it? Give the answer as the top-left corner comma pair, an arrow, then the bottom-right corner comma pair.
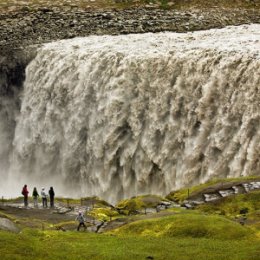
218,189 -> 235,197
203,193 -> 221,202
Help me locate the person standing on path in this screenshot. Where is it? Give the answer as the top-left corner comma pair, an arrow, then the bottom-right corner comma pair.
41,188 -> 48,208
49,187 -> 55,208
32,187 -> 39,207
22,185 -> 29,207
76,211 -> 86,231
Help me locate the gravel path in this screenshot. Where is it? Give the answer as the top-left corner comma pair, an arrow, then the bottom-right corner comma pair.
0,205 -> 75,223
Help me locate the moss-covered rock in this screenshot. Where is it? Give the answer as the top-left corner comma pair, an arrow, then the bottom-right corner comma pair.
116,195 -> 170,215
86,207 -> 119,221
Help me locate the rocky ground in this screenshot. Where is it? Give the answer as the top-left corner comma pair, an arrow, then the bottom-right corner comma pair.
0,5 -> 260,50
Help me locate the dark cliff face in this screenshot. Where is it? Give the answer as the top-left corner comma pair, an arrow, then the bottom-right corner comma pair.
0,47 -> 36,94
1,50 -> 24,94
0,51 -> 23,173
0,62 -> 25,96
0,47 -> 36,175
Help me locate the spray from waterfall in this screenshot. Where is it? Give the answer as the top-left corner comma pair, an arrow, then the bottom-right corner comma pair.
0,24 -> 259,202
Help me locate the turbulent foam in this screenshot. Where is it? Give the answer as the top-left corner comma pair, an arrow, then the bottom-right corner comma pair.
2,24 -> 260,202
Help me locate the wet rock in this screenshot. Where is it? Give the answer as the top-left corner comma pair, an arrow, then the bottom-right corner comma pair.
250,181 -> 260,189
204,193 -> 221,202
232,186 -> 239,194
242,183 -> 250,192
145,207 -> 158,214
218,189 -> 235,197
191,200 -> 204,206
243,182 -> 260,192
159,201 -> 171,208
181,201 -> 194,209
95,220 -> 107,233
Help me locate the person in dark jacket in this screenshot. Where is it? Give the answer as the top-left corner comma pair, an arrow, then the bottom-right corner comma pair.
21,185 -> 29,207
49,187 -> 55,208
32,187 -> 39,207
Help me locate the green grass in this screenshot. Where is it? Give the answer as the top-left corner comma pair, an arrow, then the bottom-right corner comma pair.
0,227 -> 259,260
1,196 -> 24,203
111,212 -> 255,239
1,191 -> 260,260
0,211 -> 17,222
197,190 -> 260,231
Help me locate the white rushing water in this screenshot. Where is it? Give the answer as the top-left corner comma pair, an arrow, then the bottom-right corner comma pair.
1,24 -> 260,202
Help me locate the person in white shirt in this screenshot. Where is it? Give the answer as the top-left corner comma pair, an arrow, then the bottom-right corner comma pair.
41,188 -> 48,208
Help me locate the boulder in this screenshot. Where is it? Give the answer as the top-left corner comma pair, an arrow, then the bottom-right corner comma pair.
0,217 -> 20,233
181,201 -> 194,209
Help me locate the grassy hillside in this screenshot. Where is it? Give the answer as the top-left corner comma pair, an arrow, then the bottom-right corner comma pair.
1,176 -> 260,259
166,176 -> 260,202
0,215 -> 259,260
1,207 -> 260,260
197,190 -> 260,229
110,212 -> 254,239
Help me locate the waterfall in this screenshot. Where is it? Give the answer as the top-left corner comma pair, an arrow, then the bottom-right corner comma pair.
1,24 -> 260,202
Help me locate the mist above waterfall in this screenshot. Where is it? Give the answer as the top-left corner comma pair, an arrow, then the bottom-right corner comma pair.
1,24 -> 259,202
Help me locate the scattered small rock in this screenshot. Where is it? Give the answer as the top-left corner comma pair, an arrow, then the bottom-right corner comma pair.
0,7 -> 259,49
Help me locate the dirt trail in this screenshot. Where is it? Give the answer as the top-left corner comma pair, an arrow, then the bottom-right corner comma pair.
0,205 -> 75,223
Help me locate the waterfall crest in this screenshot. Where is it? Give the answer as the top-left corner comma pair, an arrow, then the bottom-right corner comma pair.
2,24 -> 260,201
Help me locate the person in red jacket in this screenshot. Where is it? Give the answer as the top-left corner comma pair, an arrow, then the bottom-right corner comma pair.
22,184 -> 29,207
